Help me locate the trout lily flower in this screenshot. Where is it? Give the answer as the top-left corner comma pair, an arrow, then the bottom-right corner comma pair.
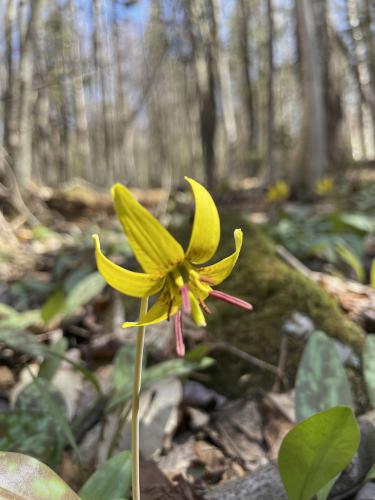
93,177 -> 252,357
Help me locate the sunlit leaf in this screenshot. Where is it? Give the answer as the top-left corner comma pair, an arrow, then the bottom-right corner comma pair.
336,243 -> 365,282
79,450 -> 131,500
371,259 -> 375,289
363,335 -> 375,409
295,331 -> 354,422
278,406 -> 360,500
0,451 -> 80,499
41,289 -> 66,323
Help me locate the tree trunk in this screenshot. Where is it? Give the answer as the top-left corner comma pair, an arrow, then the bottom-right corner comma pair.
13,0 -> 44,189
237,0 -> 257,171
266,0 -> 276,183
295,0 -> 328,194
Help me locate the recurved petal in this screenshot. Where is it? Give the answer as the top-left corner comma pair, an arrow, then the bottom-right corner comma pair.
185,177 -> 220,265
112,183 -> 185,274
122,289 -> 179,327
93,234 -> 164,297
198,229 -> 243,285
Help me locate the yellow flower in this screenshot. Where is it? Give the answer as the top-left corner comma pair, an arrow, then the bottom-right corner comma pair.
266,180 -> 290,204
315,177 -> 334,196
93,177 -> 252,357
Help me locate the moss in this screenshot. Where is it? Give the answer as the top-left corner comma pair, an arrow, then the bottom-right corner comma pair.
205,215 -> 365,396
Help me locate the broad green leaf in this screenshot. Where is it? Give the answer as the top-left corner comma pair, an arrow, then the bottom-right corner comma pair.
113,344 -> 138,393
24,372 -> 80,463
0,410 -> 64,467
316,474 -> 338,500
365,463 -> 375,482
0,308 -> 41,331
0,451 -> 80,499
41,272 -> 105,323
63,272 -> 105,317
336,243 -> 365,282
363,335 -> 375,409
295,331 -> 354,422
79,451 -> 131,500
38,337 -> 68,380
41,289 -> 66,323
339,213 -> 375,233
278,406 -> 360,500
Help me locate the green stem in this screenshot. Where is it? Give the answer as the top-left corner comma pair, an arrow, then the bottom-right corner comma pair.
131,296 -> 148,500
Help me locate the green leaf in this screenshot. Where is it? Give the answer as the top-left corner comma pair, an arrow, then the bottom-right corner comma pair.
41,272 -> 106,323
295,331 -> 354,422
0,410 -> 64,467
79,450 -> 131,500
38,337 -> 68,380
113,344 -> 138,394
316,474 -> 338,500
278,406 -> 360,500
363,335 -> 375,409
0,451 -> 80,499
63,272 -> 105,317
0,308 -> 41,331
335,243 -> 365,282
41,289 -> 66,323
365,463 -> 375,482
25,371 -> 81,463
371,259 -> 375,289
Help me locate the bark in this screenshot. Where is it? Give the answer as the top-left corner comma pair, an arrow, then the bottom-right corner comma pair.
295,0 -> 328,193
92,0 -> 113,184
211,0 -> 238,151
237,0 -> 257,169
14,0 -> 45,189
67,0 -> 92,180
186,0 -> 218,191
266,0 -> 276,183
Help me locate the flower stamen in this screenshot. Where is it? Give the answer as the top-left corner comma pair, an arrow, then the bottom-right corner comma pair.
174,311 -> 185,357
209,290 -> 253,311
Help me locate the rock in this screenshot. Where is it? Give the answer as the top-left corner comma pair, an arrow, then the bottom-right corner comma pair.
355,482 -> 375,499
204,416 -> 375,500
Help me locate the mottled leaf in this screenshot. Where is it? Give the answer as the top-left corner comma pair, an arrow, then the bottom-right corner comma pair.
113,344 -> 138,394
0,451 -> 80,499
279,406 -> 360,500
363,335 -> 375,409
79,450 -> 131,500
0,411 -> 63,467
41,272 -> 105,323
295,330 -> 354,422
38,337 -> 68,380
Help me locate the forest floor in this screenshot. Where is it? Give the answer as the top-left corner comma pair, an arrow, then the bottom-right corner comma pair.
0,173 -> 374,499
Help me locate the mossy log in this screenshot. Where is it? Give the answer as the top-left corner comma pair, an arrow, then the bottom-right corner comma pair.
205,216 -> 365,395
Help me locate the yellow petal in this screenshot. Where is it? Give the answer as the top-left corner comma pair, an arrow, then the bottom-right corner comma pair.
198,229 -> 243,285
185,177 -> 220,265
93,234 -> 164,298
122,289 -> 179,327
112,183 -> 185,274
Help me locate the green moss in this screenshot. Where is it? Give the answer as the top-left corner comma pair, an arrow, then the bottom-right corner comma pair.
205,215 -> 365,396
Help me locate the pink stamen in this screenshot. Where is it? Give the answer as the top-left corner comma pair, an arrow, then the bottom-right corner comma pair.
174,311 -> 185,357
180,284 -> 191,315
209,290 -> 253,311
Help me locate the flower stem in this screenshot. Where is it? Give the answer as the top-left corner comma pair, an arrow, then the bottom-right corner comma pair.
131,295 -> 148,500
